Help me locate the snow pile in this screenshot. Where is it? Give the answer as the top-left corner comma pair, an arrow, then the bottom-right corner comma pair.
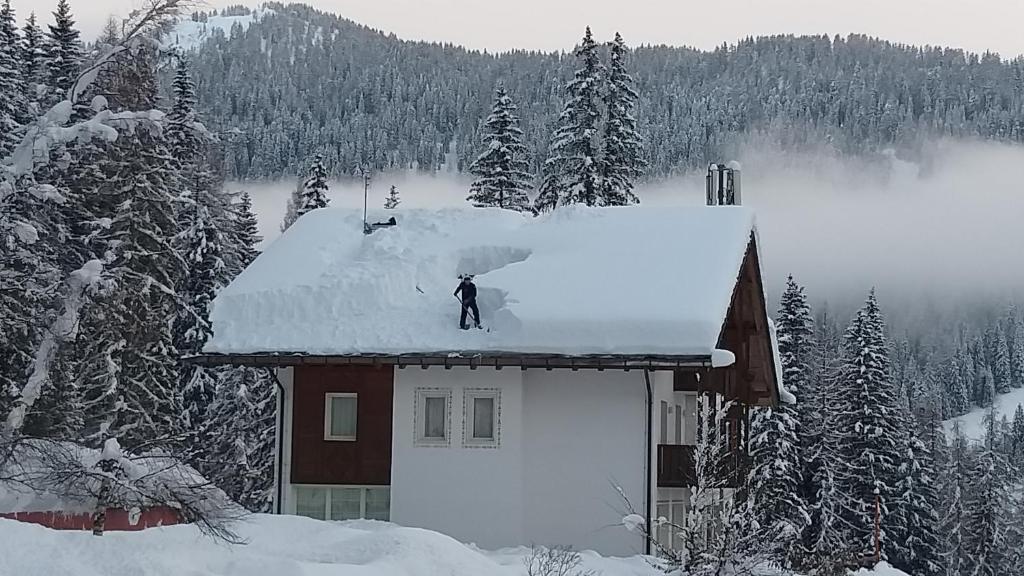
849,562 -> 911,576
170,7 -> 275,50
205,206 -> 757,357
944,387 -> 1024,441
0,439 -> 229,516
0,514 -> 663,576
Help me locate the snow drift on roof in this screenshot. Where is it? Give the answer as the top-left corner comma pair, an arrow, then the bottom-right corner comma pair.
205,206 -> 757,357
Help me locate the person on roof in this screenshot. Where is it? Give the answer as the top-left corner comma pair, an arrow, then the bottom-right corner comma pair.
454,275 -> 481,330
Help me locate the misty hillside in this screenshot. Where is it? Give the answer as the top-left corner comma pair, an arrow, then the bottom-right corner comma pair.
183,3 -> 1024,180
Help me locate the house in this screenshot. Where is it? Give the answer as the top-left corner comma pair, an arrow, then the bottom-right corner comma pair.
192,178 -> 788,556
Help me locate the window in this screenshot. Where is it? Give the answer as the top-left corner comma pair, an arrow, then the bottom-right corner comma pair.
415,388 -> 451,446
294,486 -> 390,521
463,389 -> 500,447
324,393 -> 357,441
659,401 -> 669,444
674,404 -> 683,445
655,488 -> 691,552
682,393 -> 698,445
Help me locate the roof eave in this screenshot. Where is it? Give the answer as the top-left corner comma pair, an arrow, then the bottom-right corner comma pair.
185,352 -> 713,371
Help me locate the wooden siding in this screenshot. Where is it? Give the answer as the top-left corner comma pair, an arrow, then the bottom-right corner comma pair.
674,235 -> 778,407
291,365 -> 394,485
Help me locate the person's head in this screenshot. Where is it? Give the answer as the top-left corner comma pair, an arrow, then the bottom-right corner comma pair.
462,275 -> 471,283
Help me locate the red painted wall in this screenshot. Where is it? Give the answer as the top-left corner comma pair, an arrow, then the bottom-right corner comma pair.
0,507 -> 182,531
291,365 -> 394,485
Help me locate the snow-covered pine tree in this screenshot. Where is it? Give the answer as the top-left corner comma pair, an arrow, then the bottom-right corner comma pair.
227,192 -> 261,276
44,0 -> 83,106
281,181 -> 302,232
944,350 -> 972,417
535,27 -> 603,212
746,276 -> 810,565
0,0 -> 25,156
974,362 -> 996,408
832,290 -> 906,563
991,327 -> 1011,394
21,13 -> 47,99
798,307 -> 850,573
74,43 -> 185,449
203,367 -> 276,512
384,184 -> 400,209
889,407 -> 944,576
295,154 -> 330,220
599,32 -> 645,206
1006,308 -> 1024,389
467,85 -> 532,211
1012,404 -> 1024,467
963,407 -> 1015,575
942,421 -> 973,576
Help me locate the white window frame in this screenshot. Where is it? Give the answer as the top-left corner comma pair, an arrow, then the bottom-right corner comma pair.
292,484 -> 390,521
415,388 -> 452,447
463,388 -> 501,448
324,392 -> 358,441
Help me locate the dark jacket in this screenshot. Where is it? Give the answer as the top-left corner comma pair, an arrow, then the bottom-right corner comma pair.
454,281 -> 477,301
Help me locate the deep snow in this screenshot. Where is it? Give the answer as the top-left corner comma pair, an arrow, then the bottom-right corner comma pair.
944,386 -> 1024,441
0,514 -> 663,576
204,206 -> 757,358
0,513 -> 911,576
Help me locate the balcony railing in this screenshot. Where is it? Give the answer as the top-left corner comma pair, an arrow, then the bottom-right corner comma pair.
657,444 -> 749,488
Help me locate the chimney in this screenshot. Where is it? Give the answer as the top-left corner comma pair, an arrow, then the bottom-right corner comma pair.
706,161 -> 742,206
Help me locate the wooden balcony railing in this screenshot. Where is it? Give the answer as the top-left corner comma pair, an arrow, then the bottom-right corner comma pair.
657,444 -> 749,488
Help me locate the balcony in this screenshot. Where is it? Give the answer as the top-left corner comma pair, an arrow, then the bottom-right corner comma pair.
656,444 -> 749,488
657,444 -> 696,487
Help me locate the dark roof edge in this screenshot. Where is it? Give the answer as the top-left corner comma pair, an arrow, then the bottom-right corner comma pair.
185,352 -> 713,371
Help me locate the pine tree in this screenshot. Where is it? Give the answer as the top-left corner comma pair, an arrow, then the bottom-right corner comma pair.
832,290 -> 906,562
975,362 -> 996,408
944,351 -> 972,417
599,32 -> 645,206
384,185 -> 400,209
535,27 -> 603,212
746,276 -> 811,565
44,0 -> 83,105
203,367 -> 276,512
943,422 -> 972,576
963,408 -> 1014,576
991,327 -> 1011,394
0,0 -> 26,155
467,85 -> 532,211
21,12 -> 47,98
1010,404 -> 1024,467
296,154 -> 330,220
889,409 -> 944,576
228,192 -> 261,275
1006,310 -> 1024,389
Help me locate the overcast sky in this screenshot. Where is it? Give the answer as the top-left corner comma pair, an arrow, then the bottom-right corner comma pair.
12,0 -> 1024,58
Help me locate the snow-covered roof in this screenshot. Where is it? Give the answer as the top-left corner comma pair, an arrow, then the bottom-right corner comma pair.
205,206 -> 758,358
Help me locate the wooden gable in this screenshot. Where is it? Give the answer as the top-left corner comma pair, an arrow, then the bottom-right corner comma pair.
674,234 -> 780,407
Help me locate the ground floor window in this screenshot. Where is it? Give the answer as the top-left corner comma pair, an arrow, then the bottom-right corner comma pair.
293,485 -> 390,521
655,487 -> 690,552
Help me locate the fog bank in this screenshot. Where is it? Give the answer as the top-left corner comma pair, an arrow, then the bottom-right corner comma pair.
234,139 -> 1024,313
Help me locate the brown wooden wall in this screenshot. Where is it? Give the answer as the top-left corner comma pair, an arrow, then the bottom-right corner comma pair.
674,235 -> 779,407
291,365 -> 394,485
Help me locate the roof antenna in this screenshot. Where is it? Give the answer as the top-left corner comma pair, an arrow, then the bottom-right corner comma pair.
357,164 -> 372,234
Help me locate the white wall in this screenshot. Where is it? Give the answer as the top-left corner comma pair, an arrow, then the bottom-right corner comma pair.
391,367 -> 526,548
390,366 -> 665,556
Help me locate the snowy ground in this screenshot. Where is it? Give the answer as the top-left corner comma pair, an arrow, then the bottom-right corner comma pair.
0,514 -> 661,576
0,514 -> 910,576
944,386 -> 1024,441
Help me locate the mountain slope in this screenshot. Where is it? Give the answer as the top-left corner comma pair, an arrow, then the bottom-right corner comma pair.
183,2 -> 1024,180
